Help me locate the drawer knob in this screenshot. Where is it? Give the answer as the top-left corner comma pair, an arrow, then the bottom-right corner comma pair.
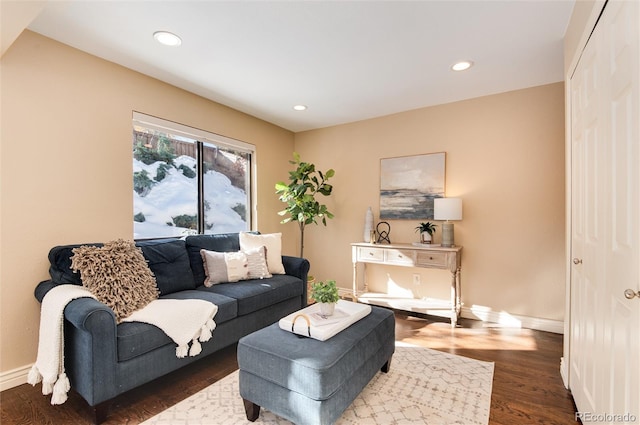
430,256 -> 434,260
369,252 -> 374,256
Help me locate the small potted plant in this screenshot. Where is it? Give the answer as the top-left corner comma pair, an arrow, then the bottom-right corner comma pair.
311,280 -> 340,317
415,222 -> 437,244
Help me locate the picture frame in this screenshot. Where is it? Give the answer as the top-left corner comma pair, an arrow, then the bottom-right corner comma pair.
379,152 -> 445,220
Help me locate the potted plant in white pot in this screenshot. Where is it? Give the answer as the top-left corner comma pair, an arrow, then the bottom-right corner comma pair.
415,222 -> 437,244
311,280 -> 340,317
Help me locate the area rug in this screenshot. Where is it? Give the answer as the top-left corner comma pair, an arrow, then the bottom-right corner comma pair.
142,342 -> 494,425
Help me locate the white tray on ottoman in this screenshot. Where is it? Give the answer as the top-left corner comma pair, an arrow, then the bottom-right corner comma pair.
278,299 -> 371,341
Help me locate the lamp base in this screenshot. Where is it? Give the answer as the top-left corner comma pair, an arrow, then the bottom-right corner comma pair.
441,222 -> 455,247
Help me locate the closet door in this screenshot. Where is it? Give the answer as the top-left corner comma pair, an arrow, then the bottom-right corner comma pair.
569,0 -> 639,419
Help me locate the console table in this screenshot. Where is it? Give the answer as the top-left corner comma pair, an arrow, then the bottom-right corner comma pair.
351,242 -> 462,327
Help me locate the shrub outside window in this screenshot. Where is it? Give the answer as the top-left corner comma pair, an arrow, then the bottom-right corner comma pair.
132,112 -> 253,239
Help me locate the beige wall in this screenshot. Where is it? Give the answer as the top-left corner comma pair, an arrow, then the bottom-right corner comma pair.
0,31 -> 296,376
294,82 -> 566,323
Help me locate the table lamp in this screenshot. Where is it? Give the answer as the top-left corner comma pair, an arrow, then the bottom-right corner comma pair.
434,198 -> 462,247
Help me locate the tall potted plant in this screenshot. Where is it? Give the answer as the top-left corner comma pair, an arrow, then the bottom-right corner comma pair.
275,152 -> 335,258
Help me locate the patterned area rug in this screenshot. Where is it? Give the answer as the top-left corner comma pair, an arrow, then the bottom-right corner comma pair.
142,343 -> 494,425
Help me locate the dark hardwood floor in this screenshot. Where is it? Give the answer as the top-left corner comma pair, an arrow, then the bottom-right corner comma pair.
1,311 -> 578,424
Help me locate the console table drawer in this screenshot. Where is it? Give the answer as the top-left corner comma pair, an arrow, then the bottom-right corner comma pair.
416,251 -> 448,268
357,247 -> 384,262
384,249 -> 416,265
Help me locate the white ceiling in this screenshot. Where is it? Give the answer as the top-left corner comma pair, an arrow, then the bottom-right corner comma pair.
23,0 -> 575,132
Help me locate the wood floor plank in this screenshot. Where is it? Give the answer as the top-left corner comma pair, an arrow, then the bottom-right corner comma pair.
1,311 -> 577,424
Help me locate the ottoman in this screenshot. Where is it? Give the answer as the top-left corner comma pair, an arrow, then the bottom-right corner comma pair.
237,306 -> 395,425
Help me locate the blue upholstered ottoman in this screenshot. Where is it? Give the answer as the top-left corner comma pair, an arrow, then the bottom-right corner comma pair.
237,306 -> 395,425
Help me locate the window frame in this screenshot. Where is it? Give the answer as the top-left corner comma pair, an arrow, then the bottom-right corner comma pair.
132,111 -> 255,239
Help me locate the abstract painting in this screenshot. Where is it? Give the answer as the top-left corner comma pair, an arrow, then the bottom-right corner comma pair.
380,152 -> 445,219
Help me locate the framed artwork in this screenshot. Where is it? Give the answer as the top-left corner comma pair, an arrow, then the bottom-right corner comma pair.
379,152 -> 445,219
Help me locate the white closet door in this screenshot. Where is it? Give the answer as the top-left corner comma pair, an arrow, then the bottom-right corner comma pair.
569,0 -> 639,420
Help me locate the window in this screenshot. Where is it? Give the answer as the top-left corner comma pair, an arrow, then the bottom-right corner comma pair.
132,112 -> 253,239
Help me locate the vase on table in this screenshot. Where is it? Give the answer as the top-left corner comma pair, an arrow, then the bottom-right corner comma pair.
363,207 -> 374,242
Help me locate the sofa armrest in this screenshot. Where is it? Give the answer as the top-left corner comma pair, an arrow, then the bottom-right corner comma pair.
34,280 -> 119,406
63,297 -> 117,332
34,280 -> 117,333
282,256 -> 310,281
282,256 -> 310,307
34,280 -> 57,303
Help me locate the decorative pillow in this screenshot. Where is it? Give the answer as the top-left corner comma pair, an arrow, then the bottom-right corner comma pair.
200,249 -> 249,287
244,246 -> 272,279
224,251 -> 248,282
239,232 -> 285,274
70,239 -> 159,323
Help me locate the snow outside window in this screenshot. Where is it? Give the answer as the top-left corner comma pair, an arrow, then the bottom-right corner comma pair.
132,112 -> 253,239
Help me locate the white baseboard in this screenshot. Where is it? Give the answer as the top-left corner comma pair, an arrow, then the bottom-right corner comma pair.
1,364 -> 32,392
461,306 -> 564,334
342,289 -> 565,334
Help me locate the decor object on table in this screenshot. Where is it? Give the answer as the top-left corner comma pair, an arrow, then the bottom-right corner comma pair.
275,152 -> 335,258
143,343 -> 494,425
434,197 -> 463,247
380,152 -> 445,219
415,221 -> 438,244
363,206 -> 374,242
310,279 -> 340,317
376,221 -> 391,244
280,299 -> 371,341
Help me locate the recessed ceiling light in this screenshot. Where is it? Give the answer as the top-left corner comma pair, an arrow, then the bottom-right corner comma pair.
153,31 -> 182,47
451,61 -> 473,71
293,105 -> 307,111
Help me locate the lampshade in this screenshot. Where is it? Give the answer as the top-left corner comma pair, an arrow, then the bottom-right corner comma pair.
434,198 -> 462,221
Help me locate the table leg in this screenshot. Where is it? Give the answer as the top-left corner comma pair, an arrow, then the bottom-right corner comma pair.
450,270 -> 458,328
352,261 -> 357,299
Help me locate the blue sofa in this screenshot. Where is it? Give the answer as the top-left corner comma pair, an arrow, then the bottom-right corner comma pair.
33,233 -> 309,424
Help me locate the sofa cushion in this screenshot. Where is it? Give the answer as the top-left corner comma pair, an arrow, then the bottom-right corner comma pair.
165,290 -> 238,324
185,233 -> 254,286
136,239 -> 196,295
117,290 -> 238,361
239,232 -> 285,274
117,321 -> 172,362
70,239 -> 159,322
201,274 -> 303,316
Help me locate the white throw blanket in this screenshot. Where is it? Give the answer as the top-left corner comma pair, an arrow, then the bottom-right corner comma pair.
121,299 -> 217,358
28,285 -> 96,405
29,284 -> 218,405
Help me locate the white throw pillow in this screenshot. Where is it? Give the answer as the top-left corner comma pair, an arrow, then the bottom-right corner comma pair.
239,232 -> 285,274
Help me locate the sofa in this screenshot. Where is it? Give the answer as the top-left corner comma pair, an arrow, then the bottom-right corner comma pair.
33,232 -> 309,424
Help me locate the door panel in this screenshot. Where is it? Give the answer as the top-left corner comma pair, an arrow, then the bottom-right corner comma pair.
569,0 -> 639,420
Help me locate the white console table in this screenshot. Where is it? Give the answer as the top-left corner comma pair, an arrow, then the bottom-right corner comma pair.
351,242 -> 462,327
